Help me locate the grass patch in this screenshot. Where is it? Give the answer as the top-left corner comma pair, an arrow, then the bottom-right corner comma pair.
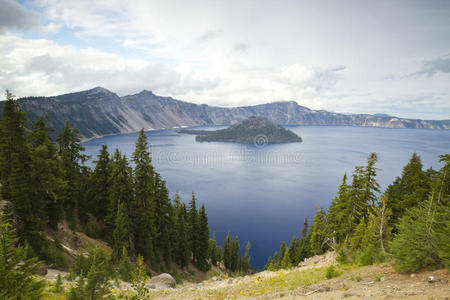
325,265 -> 340,279
42,282 -> 66,300
150,264 -> 369,299
350,274 -> 362,282
235,268 -> 327,297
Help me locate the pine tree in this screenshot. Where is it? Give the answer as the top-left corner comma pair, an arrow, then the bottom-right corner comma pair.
391,195 -> 442,272
0,213 -> 45,299
0,91 -> 41,249
436,154 -> 450,202
309,206 -> 328,255
106,150 -> 136,258
118,247 -> 133,282
348,166 -> 367,227
196,204 -> 210,271
295,217 -> 310,263
68,249 -> 113,300
223,232 -> 232,270
349,219 -> 366,252
434,200 -> 450,269
301,217 -> 308,238
370,195 -> 392,253
363,153 -> 381,207
112,202 -> 130,262
386,153 -> 430,225
241,241 -> 250,273
355,196 -> 392,265
215,245 -> 223,264
231,236 -> 240,272
154,173 -> 172,267
68,276 -> 88,300
288,237 -> 298,265
131,129 -> 156,264
346,153 -> 381,228
174,201 -> 189,268
29,116 -> 64,229
78,165 -> 92,224
88,145 -> 111,221
327,173 -> 351,244
237,256 -> 243,273
279,241 -> 287,264
85,250 -> 113,300
209,234 -> 219,266
57,121 -> 88,223
434,154 -> 450,268
280,248 -> 292,269
264,256 -> 273,271
272,251 -> 279,270
53,273 -> 64,293
187,192 -> 198,262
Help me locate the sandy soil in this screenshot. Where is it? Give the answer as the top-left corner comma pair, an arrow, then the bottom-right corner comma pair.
252,266 -> 449,300
150,252 -> 450,300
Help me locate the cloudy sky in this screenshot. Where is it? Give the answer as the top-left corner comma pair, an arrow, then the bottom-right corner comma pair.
1,0 -> 449,119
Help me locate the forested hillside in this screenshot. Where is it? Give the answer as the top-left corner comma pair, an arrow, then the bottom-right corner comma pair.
0,91 -> 251,299
266,152 -> 449,273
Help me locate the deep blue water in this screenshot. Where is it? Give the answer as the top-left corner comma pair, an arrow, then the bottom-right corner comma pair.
83,126 -> 450,269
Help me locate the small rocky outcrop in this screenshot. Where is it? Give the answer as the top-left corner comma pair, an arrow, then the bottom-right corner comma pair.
298,251 -> 337,269
148,273 -> 176,289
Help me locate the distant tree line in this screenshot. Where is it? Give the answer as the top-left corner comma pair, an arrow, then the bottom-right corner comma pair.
266,152 -> 449,272
0,91 -> 252,299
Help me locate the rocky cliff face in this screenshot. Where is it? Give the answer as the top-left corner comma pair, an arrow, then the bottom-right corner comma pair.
2,87 -> 448,139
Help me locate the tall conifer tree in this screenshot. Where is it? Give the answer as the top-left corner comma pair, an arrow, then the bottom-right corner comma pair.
386,153 -> 430,225
29,116 -> 63,230
57,121 -> 87,223
196,204 -> 210,271
0,91 -> 40,248
106,150 -> 135,257
223,233 -> 232,270
112,202 -> 130,262
0,213 -> 45,299
132,129 -> 156,263
187,192 -> 198,262
88,145 -> 111,221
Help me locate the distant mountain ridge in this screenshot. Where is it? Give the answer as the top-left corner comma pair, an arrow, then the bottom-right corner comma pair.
1,87 -> 449,139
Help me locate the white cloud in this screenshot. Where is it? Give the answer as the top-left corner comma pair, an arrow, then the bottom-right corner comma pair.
0,35 -> 212,97
42,22 -> 61,33
0,0 -> 449,119
0,0 -> 42,32
0,34 -> 343,109
412,54 -> 450,77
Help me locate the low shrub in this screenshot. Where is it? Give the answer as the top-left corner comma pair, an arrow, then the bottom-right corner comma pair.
325,265 -> 339,279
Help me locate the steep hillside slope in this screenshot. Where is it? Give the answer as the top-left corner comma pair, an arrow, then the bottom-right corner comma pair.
10,87 -> 154,139
1,87 -> 448,139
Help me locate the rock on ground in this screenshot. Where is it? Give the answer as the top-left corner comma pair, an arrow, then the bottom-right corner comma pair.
298,251 -> 337,269
149,273 -> 176,289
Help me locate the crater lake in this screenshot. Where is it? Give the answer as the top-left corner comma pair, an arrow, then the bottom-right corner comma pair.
83,126 -> 450,269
